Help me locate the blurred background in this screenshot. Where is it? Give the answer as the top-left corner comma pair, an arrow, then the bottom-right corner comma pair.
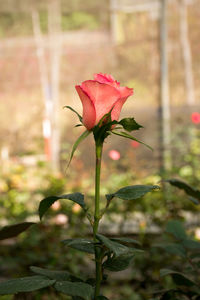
0,0 -> 200,299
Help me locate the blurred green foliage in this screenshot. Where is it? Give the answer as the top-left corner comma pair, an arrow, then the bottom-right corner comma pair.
0,0 -> 108,38
0,124 -> 199,299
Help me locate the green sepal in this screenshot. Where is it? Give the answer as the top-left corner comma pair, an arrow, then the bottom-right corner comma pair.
118,117 -> 143,132
39,193 -> 86,220
68,130 -> 91,167
106,185 -> 160,202
165,179 -> 200,204
92,110 -> 117,144
0,276 -> 55,295
160,269 -> 197,287
62,238 -> 96,254
0,222 -> 35,240
63,106 -> 83,123
54,281 -> 94,300
111,130 -> 152,150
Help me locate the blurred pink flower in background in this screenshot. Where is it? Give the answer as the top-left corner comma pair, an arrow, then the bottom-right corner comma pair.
54,214 -> 68,225
191,112 -> 200,124
108,150 -> 121,160
51,201 -> 61,211
130,140 -> 140,148
72,203 -> 81,213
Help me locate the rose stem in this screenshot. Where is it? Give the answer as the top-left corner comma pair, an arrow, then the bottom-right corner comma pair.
93,141 -> 103,298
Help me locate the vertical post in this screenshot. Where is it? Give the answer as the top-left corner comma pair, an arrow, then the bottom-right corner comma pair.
159,0 -> 171,172
48,0 -> 62,172
110,0 -> 119,44
31,9 -> 52,162
179,0 -> 195,105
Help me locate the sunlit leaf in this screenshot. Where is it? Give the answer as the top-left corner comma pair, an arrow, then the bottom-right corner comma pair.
106,185 -> 160,202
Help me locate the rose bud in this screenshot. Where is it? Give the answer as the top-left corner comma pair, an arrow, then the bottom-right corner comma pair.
75,73 -> 133,130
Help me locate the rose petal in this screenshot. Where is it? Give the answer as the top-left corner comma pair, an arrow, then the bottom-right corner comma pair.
111,89 -> 133,122
75,85 -> 96,130
118,86 -> 134,98
94,73 -> 120,88
81,80 -> 121,124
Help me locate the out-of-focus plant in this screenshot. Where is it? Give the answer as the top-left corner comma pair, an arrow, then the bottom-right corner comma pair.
151,179 -> 200,300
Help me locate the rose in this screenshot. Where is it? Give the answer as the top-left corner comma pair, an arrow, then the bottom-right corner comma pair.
75,73 -> 133,130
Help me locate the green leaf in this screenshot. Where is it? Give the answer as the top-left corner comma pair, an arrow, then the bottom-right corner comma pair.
62,238 -> 95,254
0,276 -> 55,295
55,281 -> 93,300
154,243 -> 186,258
64,106 -> 83,123
182,239 -> 200,250
160,269 -> 197,287
118,118 -> 143,132
30,266 -> 81,282
110,237 -> 141,246
39,192 -> 85,220
68,130 -> 91,167
111,130 -> 153,150
0,222 -> 35,240
166,220 -> 187,241
97,296 -> 109,300
106,185 -> 160,202
103,253 -> 134,272
96,234 -> 130,257
165,179 -> 200,204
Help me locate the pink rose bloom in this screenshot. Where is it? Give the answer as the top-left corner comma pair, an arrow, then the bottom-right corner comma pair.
108,150 -> 121,161
191,112 -> 200,124
75,73 -> 133,130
